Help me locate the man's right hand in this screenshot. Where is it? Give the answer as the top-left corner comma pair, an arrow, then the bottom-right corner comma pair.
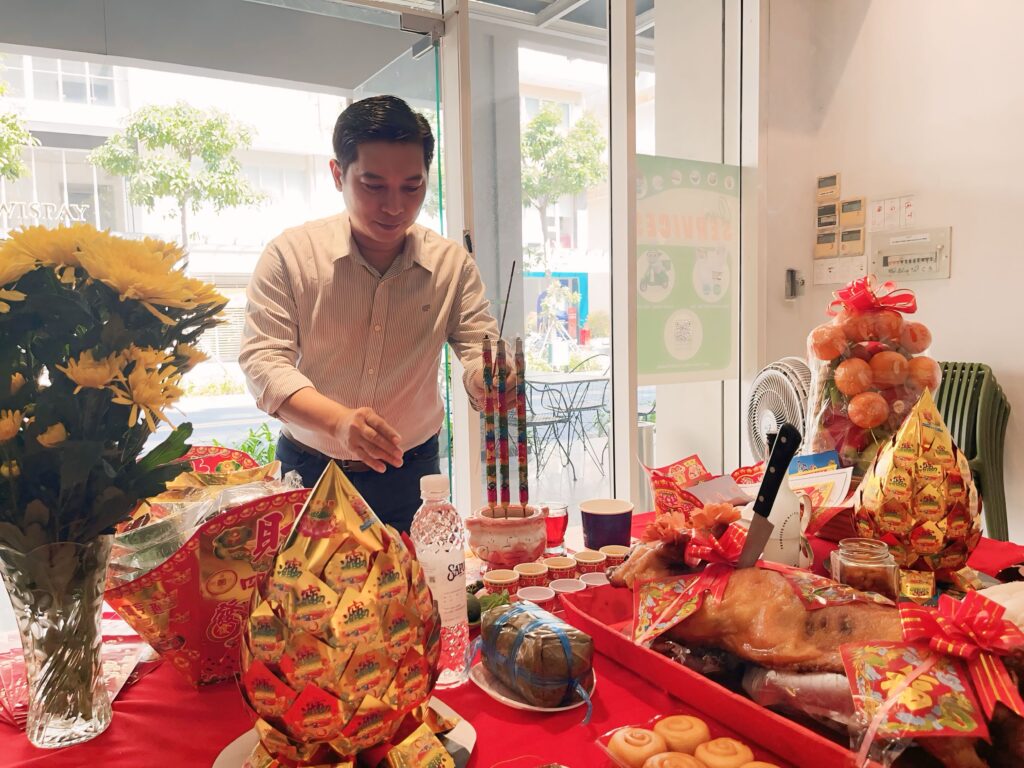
333,406 -> 404,473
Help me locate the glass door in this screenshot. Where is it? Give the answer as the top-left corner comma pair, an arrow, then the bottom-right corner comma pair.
353,41 -> 455,483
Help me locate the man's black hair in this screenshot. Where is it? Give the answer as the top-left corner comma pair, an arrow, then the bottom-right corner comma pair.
333,95 -> 434,174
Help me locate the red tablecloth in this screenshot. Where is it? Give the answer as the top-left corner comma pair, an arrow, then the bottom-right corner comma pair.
0,639 -> 691,767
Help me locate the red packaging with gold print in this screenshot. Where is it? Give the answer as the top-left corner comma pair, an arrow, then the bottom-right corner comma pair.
105,489 -> 310,685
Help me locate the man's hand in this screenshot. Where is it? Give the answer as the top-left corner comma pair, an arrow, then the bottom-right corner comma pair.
333,406 -> 403,472
469,364 -> 518,410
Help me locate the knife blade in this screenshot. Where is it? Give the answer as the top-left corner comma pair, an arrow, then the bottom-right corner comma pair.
736,423 -> 802,568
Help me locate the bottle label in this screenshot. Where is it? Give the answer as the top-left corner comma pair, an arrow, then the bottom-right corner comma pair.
418,551 -> 468,627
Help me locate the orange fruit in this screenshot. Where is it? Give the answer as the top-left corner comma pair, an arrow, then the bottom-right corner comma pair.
809,324 -> 846,361
848,391 -> 889,429
869,350 -> 909,388
834,358 -> 873,397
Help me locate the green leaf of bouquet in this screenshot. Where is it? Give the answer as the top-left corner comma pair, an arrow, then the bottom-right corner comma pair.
136,422 -> 193,473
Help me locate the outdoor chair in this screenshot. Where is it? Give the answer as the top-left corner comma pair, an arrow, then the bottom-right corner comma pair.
525,380 -> 576,481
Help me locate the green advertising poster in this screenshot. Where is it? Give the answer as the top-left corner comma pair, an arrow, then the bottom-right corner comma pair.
636,155 -> 739,384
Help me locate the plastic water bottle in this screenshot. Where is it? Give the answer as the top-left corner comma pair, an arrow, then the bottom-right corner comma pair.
409,474 -> 469,688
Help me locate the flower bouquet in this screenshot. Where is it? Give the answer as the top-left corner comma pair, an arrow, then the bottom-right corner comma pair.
0,223 -> 224,747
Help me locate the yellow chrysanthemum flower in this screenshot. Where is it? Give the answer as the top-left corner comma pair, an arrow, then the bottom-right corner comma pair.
0,246 -> 38,286
57,349 -> 125,393
10,373 -> 26,395
0,460 -> 19,479
37,422 -> 68,448
0,409 -> 24,441
175,343 -> 210,370
108,348 -> 184,431
75,235 -> 226,324
0,222 -> 103,274
0,289 -> 26,313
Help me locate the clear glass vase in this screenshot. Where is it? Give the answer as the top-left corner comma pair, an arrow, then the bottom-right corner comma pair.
0,536 -> 113,748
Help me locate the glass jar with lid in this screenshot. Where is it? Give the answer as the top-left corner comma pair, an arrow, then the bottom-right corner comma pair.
829,538 -> 899,600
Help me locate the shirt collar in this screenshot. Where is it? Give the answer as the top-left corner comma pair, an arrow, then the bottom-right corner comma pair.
330,212 -> 436,274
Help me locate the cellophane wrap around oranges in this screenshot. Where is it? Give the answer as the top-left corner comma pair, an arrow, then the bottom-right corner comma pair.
854,389 -> 981,576
239,462 -> 445,767
804,277 -> 940,476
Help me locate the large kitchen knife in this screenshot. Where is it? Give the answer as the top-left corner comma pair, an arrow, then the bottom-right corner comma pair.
736,422 -> 802,568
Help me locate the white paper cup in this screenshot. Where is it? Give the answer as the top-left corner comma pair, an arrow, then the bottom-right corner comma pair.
548,578 -> 586,594
580,572 -> 610,588
516,586 -> 556,611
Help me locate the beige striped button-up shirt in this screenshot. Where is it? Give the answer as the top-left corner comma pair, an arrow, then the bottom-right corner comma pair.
239,212 -> 498,459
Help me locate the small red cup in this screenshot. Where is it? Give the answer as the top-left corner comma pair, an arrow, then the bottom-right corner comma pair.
542,556 -> 577,581
514,562 -> 549,588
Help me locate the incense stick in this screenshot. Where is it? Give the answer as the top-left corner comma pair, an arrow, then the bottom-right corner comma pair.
497,259 -> 516,339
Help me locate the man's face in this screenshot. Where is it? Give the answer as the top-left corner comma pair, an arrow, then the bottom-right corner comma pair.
330,141 -> 428,255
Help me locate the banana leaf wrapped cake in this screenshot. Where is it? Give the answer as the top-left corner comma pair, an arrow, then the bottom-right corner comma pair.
480,602 -> 593,709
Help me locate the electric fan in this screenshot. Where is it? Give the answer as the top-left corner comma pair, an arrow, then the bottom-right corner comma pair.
746,357 -> 812,461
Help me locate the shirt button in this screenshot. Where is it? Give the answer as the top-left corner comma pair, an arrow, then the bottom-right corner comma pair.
367,368 -> 375,375
374,324 -> 382,332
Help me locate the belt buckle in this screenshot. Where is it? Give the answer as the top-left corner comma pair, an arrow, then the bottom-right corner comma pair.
339,459 -> 371,473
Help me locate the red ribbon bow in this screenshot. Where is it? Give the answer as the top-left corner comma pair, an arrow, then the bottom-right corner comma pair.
827,275 -> 918,317
900,591 -> 1024,719
684,522 -> 746,568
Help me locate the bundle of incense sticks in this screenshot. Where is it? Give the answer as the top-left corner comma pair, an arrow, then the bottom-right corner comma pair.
482,336 -> 529,517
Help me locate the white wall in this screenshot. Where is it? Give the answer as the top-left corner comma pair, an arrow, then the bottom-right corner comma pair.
762,0 -> 1024,540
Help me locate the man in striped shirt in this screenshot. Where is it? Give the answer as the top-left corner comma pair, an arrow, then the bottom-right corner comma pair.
240,95 -> 511,532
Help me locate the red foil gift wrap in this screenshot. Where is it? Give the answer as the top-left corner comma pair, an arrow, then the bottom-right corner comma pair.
105,489 -> 309,685
182,445 -> 260,473
239,462 -> 441,767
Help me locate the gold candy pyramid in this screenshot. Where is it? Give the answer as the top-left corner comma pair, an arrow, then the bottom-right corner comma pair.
854,389 -> 982,576
239,462 -> 446,766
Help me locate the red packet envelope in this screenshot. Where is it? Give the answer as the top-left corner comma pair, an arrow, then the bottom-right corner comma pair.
242,658 -> 298,718
106,489 -> 310,685
181,445 -> 259,473
841,642 -> 988,740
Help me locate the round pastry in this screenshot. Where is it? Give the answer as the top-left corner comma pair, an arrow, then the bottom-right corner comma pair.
653,715 -> 711,754
739,763 -> 782,768
642,753 -> 707,768
694,738 -> 755,768
608,727 -> 668,768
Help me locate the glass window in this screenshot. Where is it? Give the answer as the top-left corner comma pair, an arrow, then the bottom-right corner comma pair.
33,69 -> 59,101
0,54 -> 26,98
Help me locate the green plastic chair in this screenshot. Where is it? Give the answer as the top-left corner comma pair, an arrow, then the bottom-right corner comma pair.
933,363 -> 1011,541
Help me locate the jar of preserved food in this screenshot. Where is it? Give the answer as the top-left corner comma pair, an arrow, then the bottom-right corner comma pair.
830,538 -> 899,600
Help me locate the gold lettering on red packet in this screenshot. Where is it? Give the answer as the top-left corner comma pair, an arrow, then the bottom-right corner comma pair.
340,695 -> 402,752
242,658 -> 298,718
282,684 -> 351,742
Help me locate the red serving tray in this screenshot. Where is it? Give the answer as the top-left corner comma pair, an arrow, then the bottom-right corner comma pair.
561,585 -> 879,768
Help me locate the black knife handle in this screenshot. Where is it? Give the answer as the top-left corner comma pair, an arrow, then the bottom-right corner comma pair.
752,423 -> 802,518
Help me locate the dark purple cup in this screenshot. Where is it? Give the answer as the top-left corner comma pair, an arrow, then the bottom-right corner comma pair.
579,499 -> 634,550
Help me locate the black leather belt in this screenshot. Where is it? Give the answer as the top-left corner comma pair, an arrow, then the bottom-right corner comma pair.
282,433 -> 438,473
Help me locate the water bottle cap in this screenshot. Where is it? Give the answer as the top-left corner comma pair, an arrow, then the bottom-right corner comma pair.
420,474 -> 449,495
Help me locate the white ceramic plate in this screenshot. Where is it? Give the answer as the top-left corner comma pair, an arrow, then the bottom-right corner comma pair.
213,696 -> 476,768
468,662 -> 596,713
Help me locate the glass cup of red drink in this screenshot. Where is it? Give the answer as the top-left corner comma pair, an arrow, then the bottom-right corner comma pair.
543,502 -> 569,554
